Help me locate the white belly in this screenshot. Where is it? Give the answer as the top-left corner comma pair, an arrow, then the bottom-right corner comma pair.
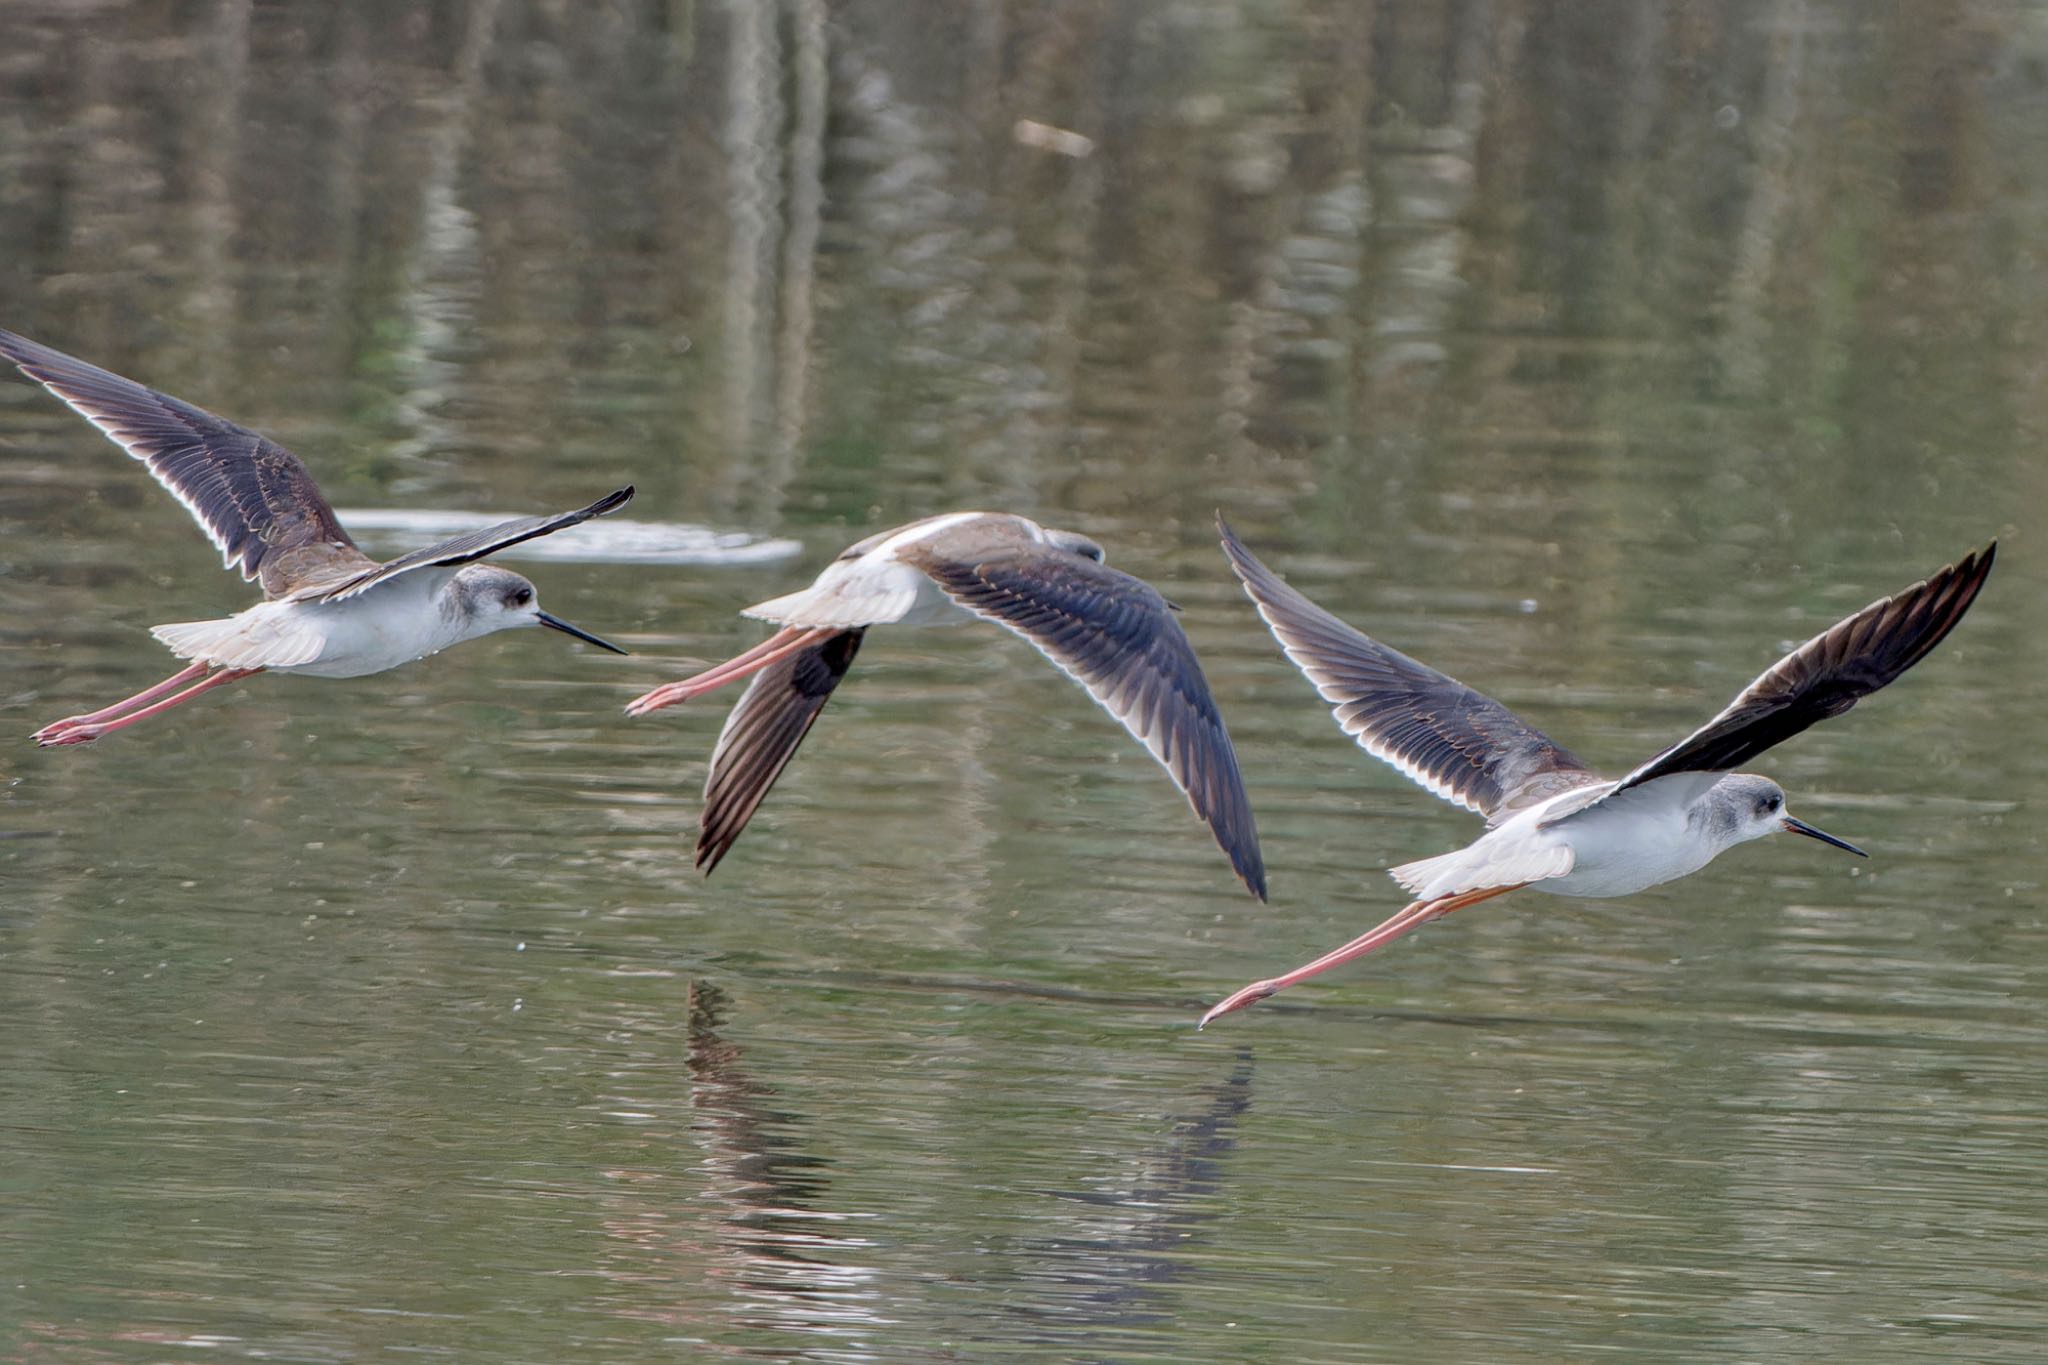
1538,793 -> 1723,898
284,576 -> 470,677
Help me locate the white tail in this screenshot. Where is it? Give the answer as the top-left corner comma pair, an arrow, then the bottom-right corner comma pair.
741,564 -> 928,628
1388,848 -> 1464,897
152,608 -> 324,669
1389,842 -> 1572,900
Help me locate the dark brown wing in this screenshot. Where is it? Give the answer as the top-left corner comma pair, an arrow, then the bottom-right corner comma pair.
310,487 -> 635,601
697,629 -> 863,874
1218,517 -> 1598,822
0,328 -> 370,598
1609,543 -> 1996,794
903,533 -> 1268,901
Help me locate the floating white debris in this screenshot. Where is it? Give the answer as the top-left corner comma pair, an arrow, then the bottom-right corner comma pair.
1013,118 -> 1095,158
335,508 -> 803,567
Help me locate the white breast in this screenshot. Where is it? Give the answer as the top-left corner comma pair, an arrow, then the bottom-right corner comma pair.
1537,783 -> 1727,898
277,573 -> 473,678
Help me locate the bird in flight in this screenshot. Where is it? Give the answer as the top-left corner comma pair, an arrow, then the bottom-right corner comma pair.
624,511 -> 1267,900
1,330 -> 630,746
1201,519 -> 1994,1026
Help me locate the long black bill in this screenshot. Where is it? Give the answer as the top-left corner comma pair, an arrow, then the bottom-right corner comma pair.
1782,816 -> 1866,858
537,610 -> 629,655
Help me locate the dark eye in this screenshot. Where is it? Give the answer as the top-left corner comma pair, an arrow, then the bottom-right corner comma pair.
1759,794 -> 1780,814
509,587 -> 533,607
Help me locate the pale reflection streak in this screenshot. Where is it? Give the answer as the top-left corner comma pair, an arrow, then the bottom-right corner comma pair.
989,26 -> 1106,510
1214,6 -> 1380,461
721,0 -> 783,462
712,0 -> 834,528
720,13 -> 1112,515
178,0 -> 250,363
46,18 -> 162,344
1366,1 -> 1489,384
1718,0 -> 1810,396
834,48 -> 1063,505
598,982 -> 889,1355
767,0 -> 829,509
383,0 -> 504,488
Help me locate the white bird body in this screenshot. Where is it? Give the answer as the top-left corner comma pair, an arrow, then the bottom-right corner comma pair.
1391,774 -> 1742,903
1201,520 -> 1995,1026
150,566 -> 528,679
1531,783 -> 1719,898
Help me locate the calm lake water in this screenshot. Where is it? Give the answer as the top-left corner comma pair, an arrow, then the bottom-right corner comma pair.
3,2 -> 2047,1360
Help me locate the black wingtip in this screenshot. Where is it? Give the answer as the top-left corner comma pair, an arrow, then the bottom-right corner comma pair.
1214,515 -> 1263,577
1945,539 -> 1998,631
1917,539 -> 1998,650
593,485 -> 634,516
1943,539 -> 1996,589
0,330 -> 95,389
0,331 -> 141,399
1213,517 -> 1290,607
0,327 -> 50,365
1197,813 -> 1267,903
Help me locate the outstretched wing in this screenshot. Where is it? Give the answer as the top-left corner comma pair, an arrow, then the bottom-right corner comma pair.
1606,543 -> 1996,796
0,328 -> 372,598
1218,517 -> 1598,823
308,487 -> 635,601
902,533 -> 1268,901
697,629 -> 864,874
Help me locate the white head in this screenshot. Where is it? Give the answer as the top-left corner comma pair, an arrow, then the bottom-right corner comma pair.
449,565 -> 627,653
1715,773 -> 1866,858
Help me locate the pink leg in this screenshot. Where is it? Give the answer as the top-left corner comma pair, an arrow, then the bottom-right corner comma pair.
31,661 -> 212,742
624,626 -> 837,716
1198,883 -> 1527,1028
35,667 -> 262,747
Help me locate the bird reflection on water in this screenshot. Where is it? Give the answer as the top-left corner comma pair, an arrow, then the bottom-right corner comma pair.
594,982 -> 885,1347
